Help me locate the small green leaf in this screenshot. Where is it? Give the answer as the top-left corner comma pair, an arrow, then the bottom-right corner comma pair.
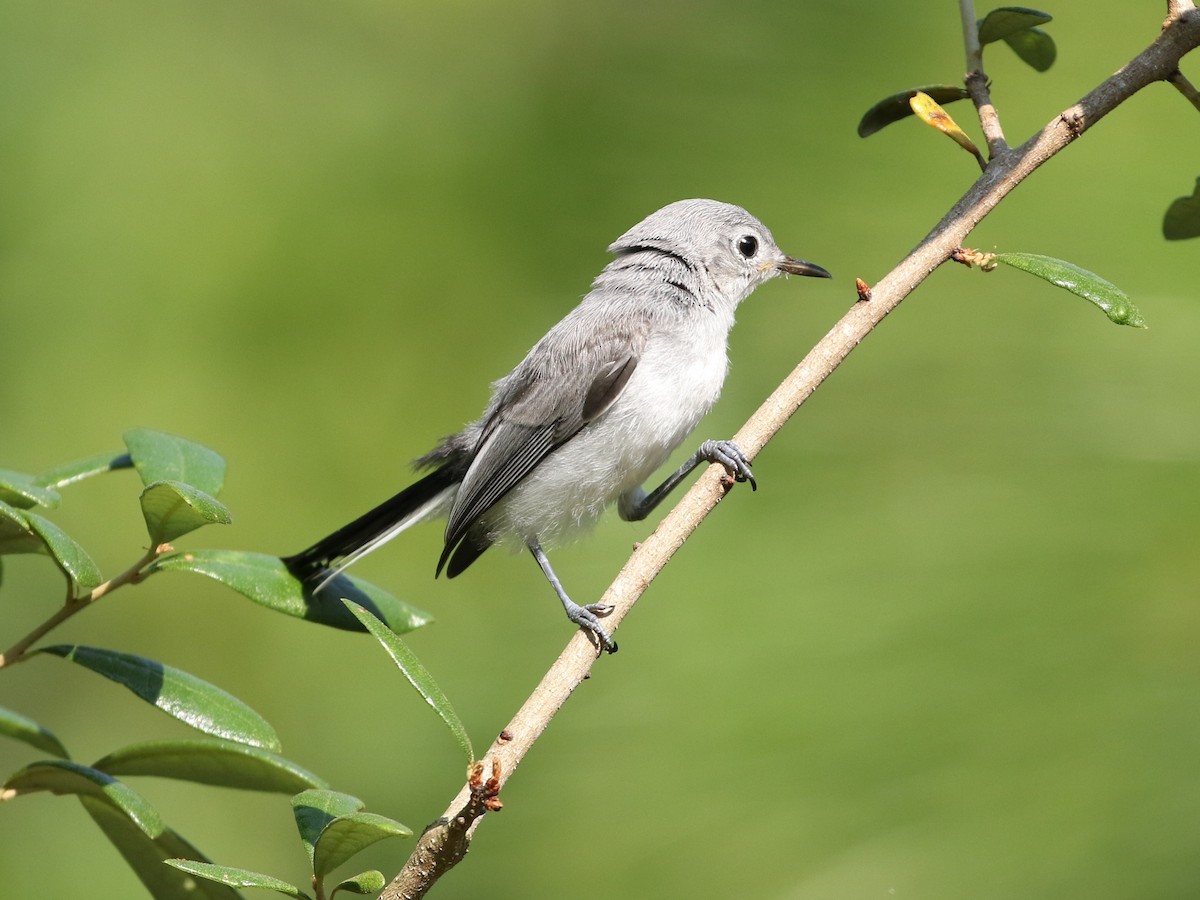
989,252 -> 1147,327
0,499 -> 47,555
1163,176 -> 1200,240
82,799 -> 242,899
94,739 -> 329,793
0,707 -> 69,758
165,859 -> 312,898
331,870 -> 386,897
4,760 -> 163,837
24,512 -> 103,591
124,428 -> 226,496
977,6 -> 1052,44
857,84 -> 970,138
314,812 -> 412,878
344,601 -> 473,763
38,645 -> 281,751
152,549 -> 433,634
1003,26 -> 1056,71
36,451 -> 133,490
292,790 -> 365,867
0,469 -> 61,510
139,480 -> 232,544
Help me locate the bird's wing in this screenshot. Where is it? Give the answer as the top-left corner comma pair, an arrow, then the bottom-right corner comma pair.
438,324 -> 644,572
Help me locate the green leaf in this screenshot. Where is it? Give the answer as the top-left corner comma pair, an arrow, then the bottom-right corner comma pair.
857,84 -> 970,138
331,870 -> 386,897
94,739 -> 329,793
151,549 -> 433,634
0,707 -> 69,758
314,812 -> 412,878
977,6 -> 1052,44
1003,26 -> 1056,71
988,253 -> 1147,327
0,499 -> 48,555
165,859 -> 311,898
0,469 -> 61,510
1163,176 -> 1200,240
124,428 -> 226,496
24,512 -> 103,591
292,790 -> 365,867
3,759 -> 163,837
38,645 -> 282,751
36,450 -> 133,490
344,601 -> 473,763
139,480 -> 232,544
81,799 -> 242,900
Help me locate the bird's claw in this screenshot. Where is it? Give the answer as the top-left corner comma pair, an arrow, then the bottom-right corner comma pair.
568,603 -> 618,654
698,439 -> 757,491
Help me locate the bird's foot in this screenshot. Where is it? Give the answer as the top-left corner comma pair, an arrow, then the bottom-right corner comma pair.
697,439 -> 756,490
565,600 -> 618,654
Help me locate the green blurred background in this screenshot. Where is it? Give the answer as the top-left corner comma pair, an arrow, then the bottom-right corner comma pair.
2,1 -> 1198,897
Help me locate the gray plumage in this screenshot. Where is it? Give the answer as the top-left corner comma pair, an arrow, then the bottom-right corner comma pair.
285,199 -> 830,652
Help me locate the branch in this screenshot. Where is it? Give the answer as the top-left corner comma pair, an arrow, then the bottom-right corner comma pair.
0,544 -> 165,669
380,10 -> 1200,898
959,0 -> 1008,155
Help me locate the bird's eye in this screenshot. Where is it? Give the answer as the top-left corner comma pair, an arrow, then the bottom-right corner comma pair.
736,235 -> 758,258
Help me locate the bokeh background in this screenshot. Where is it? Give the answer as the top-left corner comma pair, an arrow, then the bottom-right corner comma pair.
2,1 -> 1198,897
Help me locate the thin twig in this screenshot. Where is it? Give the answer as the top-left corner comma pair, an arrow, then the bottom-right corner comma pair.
0,544 -> 165,668
380,9 -> 1200,898
960,0 -> 1008,155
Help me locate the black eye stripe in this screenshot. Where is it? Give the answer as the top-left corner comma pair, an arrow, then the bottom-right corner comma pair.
737,235 -> 758,258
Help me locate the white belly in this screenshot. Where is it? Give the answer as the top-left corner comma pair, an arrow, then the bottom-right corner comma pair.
487,319 -> 731,548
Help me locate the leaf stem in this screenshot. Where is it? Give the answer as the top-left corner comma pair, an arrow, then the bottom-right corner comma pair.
0,544 -> 167,669
1168,68 -> 1200,111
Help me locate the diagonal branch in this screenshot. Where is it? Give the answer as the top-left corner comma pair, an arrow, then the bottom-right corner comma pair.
380,9 -> 1200,898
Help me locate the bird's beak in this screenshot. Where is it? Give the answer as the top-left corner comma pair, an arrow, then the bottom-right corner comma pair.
776,257 -> 832,279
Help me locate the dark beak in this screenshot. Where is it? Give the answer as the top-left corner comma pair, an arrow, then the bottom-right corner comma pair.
777,257 -> 832,279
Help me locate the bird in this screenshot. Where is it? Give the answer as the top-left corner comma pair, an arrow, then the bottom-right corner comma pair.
283,199 -> 830,653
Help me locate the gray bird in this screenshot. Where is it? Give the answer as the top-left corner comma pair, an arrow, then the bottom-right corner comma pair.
284,199 -> 830,652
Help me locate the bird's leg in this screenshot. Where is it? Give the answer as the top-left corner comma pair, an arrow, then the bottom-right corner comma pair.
618,439 -> 756,523
529,543 -> 617,654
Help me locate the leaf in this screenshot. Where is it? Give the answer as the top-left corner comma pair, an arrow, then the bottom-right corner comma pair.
36,450 -> 133,490
1003,26 -> 1056,71
124,428 -> 226,496
165,859 -> 311,898
1163,176 -> 1200,240
989,252 -> 1147,327
94,739 -> 329,793
3,759 -> 163,838
38,645 -> 282,751
81,798 -> 242,900
331,870 -> 386,897
0,469 -> 61,510
24,512 -> 103,591
139,480 -> 232,544
0,499 -> 49,555
292,790 -> 365,867
345,601 -> 473,763
314,812 -> 412,878
908,91 -> 986,169
151,549 -> 433,634
0,707 -> 69,758
977,6 -> 1052,44
857,84 -> 970,138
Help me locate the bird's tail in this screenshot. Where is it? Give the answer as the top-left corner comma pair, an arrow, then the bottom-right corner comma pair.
283,466 -> 459,588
